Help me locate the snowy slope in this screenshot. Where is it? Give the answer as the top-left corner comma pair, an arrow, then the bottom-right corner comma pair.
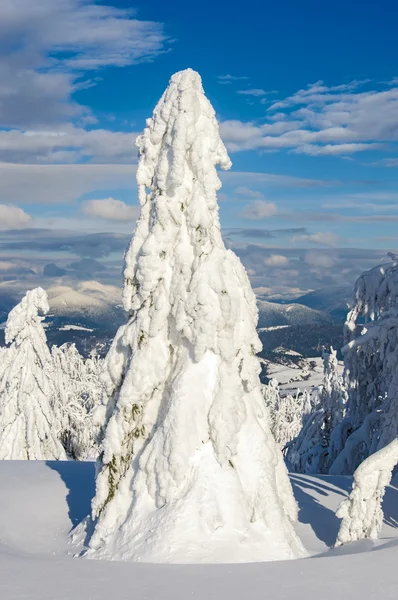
0,461 -> 397,599
292,286 -> 353,321
257,300 -> 333,328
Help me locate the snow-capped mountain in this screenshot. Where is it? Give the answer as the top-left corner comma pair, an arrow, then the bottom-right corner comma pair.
292,286 -> 353,322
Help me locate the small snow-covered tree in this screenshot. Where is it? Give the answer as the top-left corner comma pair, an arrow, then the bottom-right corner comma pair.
0,288 -> 66,460
263,380 -> 310,451
286,347 -> 347,473
335,438 -> 398,546
86,69 -> 305,563
52,343 -> 103,460
330,257 -> 398,474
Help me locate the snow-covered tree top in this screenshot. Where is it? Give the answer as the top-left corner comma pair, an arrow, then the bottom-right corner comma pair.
5,287 -> 49,345
136,68 -> 231,201
347,256 -> 398,327
123,68 -> 232,313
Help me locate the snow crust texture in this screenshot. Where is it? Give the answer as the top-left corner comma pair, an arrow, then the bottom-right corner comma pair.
87,69 -> 305,563
0,288 -> 66,460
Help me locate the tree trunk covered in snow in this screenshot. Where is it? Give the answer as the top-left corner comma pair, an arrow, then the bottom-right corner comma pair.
87,69 -> 305,563
0,288 -> 66,460
335,438 -> 398,546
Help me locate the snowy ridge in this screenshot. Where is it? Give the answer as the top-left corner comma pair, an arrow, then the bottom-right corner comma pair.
86,69 -> 304,563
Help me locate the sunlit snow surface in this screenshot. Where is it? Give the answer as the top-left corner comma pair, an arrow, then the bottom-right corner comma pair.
0,461 -> 397,599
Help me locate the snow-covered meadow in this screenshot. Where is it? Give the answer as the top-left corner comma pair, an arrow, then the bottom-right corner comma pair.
0,461 -> 397,600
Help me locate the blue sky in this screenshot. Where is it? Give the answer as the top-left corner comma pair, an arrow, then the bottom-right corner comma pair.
0,0 -> 397,300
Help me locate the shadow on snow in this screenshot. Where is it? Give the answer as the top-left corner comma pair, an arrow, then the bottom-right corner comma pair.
46,460 -> 96,528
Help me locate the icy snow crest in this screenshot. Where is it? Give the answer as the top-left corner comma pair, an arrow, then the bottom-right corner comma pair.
87,69 -> 304,563
5,287 -> 49,345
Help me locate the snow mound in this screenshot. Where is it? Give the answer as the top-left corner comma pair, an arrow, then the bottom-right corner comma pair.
0,461 -> 397,599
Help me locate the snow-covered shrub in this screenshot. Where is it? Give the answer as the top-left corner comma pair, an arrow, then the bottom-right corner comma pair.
335,438 -> 398,546
86,69 -> 305,563
285,347 -> 347,473
264,380 -> 312,451
330,258 -> 398,474
0,288 -> 66,460
52,344 -> 104,460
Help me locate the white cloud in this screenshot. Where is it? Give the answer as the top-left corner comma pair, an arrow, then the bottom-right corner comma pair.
0,127 -> 139,164
292,143 -> 382,156
0,163 -> 137,204
0,260 -> 15,270
240,200 -> 278,219
237,89 -> 267,97
291,232 -> 339,246
0,0 -> 169,128
264,254 -> 289,267
82,198 -> 139,221
219,80 -> 398,157
218,75 -> 248,84
304,251 -> 336,268
0,204 -> 31,229
234,186 -> 265,199
380,158 -> 398,167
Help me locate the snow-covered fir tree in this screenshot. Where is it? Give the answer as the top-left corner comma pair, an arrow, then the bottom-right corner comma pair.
285,347 -> 347,473
52,344 -> 103,460
335,438 -> 398,546
0,288 -> 66,460
86,69 -> 305,563
330,257 -> 398,475
263,379 -> 311,452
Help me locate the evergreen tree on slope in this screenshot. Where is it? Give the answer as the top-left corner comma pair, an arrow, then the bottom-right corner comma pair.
0,288 -> 66,460
285,347 -> 347,473
87,69 -> 305,563
52,343 -> 103,460
330,257 -> 398,474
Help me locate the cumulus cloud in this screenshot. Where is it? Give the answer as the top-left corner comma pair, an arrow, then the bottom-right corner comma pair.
0,0 -> 169,129
0,261 -> 15,271
82,198 -> 140,221
240,200 -> 279,219
0,204 -> 31,229
219,80 -> 398,158
264,254 -> 289,267
291,232 -> 339,246
0,128 -> 139,164
304,251 -> 336,268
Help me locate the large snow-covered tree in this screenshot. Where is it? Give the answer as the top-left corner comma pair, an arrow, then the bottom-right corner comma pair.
86,69 -> 305,563
0,288 -> 66,460
335,438 -> 398,546
330,258 -> 398,474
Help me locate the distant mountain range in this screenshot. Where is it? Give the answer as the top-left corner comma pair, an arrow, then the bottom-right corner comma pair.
0,284 -> 353,359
